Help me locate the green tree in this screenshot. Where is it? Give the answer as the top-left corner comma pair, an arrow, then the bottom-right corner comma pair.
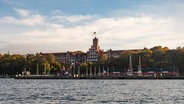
98,53 -> 108,64
175,49 -> 184,75
140,48 -> 153,68
151,46 -> 166,68
0,54 -> 12,75
50,62 -> 61,75
10,54 -> 25,75
36,53 -> 48,74
80,62 -> 88,74
25,54 -> 36,74
0,54 -> 25,75
115,51 -> 133,68
45,53 -> 56,63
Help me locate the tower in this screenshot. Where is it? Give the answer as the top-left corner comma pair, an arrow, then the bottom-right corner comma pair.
86,32 -> 100,62
93,37 -> 99,50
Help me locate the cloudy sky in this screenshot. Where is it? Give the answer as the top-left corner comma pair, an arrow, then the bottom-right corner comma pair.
0,0 -> 184,54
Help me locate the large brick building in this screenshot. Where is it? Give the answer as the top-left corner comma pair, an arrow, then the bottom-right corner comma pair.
42,51 -> 87,65
42,34 -> 140,65
107,49 -> 141,58
42,35 -> 103,65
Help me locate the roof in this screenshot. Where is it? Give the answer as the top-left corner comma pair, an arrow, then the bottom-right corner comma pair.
107,49 -> 142,54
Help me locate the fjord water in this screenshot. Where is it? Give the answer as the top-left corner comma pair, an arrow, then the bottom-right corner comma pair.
0,79 -> 184,104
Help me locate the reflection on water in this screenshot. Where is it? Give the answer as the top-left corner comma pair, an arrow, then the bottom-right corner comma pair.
0,79 -> 184,104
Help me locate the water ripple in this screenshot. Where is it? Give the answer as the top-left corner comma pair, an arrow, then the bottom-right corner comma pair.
1,79 -> 184,103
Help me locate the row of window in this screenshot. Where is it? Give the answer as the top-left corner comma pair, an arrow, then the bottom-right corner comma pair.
87,55 -> 98,59
87,59 -> 98,62
89,51 -> 97,55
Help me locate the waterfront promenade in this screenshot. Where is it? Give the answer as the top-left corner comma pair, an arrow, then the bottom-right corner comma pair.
14,75 -> 183,79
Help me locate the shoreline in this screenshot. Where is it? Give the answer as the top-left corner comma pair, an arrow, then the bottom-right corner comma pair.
14,75 -> 184,79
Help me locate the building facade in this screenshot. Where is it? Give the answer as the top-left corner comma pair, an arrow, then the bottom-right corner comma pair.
86,37 -> 101,62
42,51 -> 87,65
107,49 -> 141,58
42,36 -> 142,65
42,33 -> 144,64
42,36 -> 101,65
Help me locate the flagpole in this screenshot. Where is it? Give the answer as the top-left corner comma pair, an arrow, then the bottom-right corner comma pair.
93,32 -> 96,37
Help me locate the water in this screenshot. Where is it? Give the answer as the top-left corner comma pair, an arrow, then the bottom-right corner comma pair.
0,79 -> 184,104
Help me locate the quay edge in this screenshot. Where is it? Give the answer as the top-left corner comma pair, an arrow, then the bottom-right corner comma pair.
14,75 -> 184,79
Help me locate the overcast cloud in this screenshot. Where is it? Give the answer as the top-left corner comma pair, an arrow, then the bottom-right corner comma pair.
0,0 -> 184,54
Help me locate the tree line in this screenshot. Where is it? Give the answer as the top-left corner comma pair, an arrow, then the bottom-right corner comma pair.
1,46 -> 184,76
0,53 -> 61,76
105,46 -> 184,75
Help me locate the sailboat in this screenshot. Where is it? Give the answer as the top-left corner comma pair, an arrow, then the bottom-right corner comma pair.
138,55 -> 142,76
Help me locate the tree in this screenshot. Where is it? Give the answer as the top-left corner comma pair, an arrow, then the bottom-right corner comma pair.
0,54 -> 25,75
80,62 -> 88,74
151,46 -> 166,68
98,53 -> 108,64
140,48 -> 153,68
175,49 -> 184,74
0,54 -> 12,75
115,51 -> 133,68
0,53 -> 2,59
25,54 -> 36,74
45,53 -> 56,63
50,61 -> 61,75
36,53 -> 48,74
10,54 -> 25,75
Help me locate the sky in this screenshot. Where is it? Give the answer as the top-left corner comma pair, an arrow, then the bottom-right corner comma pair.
0,0 -> 184,54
